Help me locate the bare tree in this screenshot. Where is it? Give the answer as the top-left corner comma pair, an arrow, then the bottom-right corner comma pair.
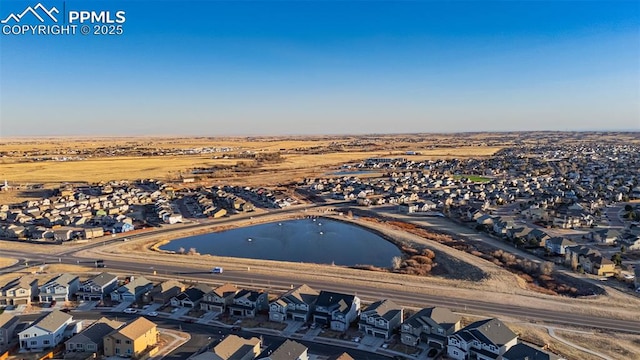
187,247 -> 198,255
540,261 -> 554,276
391,256 -> 402,270
178,247 -> 185,254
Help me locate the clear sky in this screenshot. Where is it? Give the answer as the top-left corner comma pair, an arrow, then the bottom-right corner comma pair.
1,0 -> 638,136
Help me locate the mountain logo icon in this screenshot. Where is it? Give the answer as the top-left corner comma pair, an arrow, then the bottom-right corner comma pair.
1,3 -> 59,24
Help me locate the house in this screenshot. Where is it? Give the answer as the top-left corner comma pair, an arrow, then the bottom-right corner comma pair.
228,289 -> 268,318
313,291 -> 361,332
170,284 -> 211,308
501,342 -> 564,360
191,335 -> 261,360
400,307 -> 462,348
103,317 -> 158,358
544,237 -> 577,255
358,299 -> 403,340
149,280 -> 185,305
588,228 -> 619,245
0,276 -> 38,305
19,310 -> 76,350
330,354 -> 355,360
38,273 -> 80,303
258,339 -> 308,360
53,228 -> 75,241
77,272 -> 119,301
83,227 -> 104,239
110,276 -> 153,303
65,317 -> 122,354
201,283 -> 238,313
447,318 -> 518,360
269,284 -> 318,323
581,253 -> 616,277
0,313 -> 19,352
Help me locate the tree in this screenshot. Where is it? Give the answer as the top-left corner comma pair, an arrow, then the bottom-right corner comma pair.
611,252 -> 622,267
570,253 -> 579,271
178,247 -> 185,255
621,245 -> 626,253
391,256 -> 402,271
540,261 -> 554,276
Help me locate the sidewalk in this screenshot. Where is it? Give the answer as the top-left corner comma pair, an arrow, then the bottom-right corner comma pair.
149,329 -> 191,360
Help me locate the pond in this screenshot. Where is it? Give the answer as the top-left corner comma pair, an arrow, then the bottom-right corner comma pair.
160,218 -> 401,267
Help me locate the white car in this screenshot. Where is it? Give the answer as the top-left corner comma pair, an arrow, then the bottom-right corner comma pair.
353,337 -> 361,343
123,308 -> 137,314
147,311 -> 158,317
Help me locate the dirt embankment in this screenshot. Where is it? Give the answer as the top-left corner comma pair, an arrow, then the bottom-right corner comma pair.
347,208 -> 604,298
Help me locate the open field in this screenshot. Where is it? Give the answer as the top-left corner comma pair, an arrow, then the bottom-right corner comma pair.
0,257 -> 17,267
508,322 -> 640,360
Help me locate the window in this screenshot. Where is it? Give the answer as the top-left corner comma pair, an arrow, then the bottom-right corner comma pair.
31,340 -> 37,345
115,348 -> 120,354
125,340 -> 131,344
116,339 -> 121,344
43,340 -> 50,345
87,344 -> 96,351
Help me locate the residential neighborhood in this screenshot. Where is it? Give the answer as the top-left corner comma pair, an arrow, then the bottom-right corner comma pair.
0,268 -> 567,360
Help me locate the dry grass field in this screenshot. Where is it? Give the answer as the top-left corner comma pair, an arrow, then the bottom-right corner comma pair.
0,135 -> 504,197
0,257 -> 17,267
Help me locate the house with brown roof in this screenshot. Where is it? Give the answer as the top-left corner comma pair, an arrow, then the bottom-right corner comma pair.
190,335 -> 261,360
0,276 -> 38,306
330,353 -> 354,360
103,317 -> 158,358
201,284 -> 238,313
401,307 -> 462,348
148,280 -> 185,305
269,284 -> 318,323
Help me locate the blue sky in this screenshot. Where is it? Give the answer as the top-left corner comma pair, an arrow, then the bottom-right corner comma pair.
1,0 -> 638,136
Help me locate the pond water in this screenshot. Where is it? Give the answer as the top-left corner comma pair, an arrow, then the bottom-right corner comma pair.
160,218 -> 401,267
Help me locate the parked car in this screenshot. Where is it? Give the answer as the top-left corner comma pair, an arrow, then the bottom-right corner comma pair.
147,311 -> 158,317
123,308 -> 137,314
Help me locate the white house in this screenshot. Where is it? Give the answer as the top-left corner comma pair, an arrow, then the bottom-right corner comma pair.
38,274 -> 80,303
19,310 -> 77,350
358,299 -> 403,339
313,291 -> 360,332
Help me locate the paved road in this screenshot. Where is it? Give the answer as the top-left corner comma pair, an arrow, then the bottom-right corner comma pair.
16,312 -> 391,360
5,249 -> 639,335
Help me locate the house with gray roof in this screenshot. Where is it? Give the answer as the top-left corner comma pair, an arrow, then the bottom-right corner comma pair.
0,313 -> 19,352
18,310 -> 76,350
77,272 -> 119,301
313,291 -> 360,332
447,318 -> 517,360
258,339 -> 308,360
358,299 -> 403,340
269,284 -> 318,323
38,274 -> 80,303
501,342 -> 564,360
65,317 -> 122,354
192,334 -> 261,360
401,306 -> 462,348
110,276 -> 153,303
228,289 -> 268,318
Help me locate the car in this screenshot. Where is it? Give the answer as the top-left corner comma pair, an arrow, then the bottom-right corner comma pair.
143,304 -> 151,309
212,267 -> 223,274
147,311 -> 158,317
171,308 -> 179,313
382,343 -> 389,349
123,308 -> 137,314
353,337 -> 361,343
